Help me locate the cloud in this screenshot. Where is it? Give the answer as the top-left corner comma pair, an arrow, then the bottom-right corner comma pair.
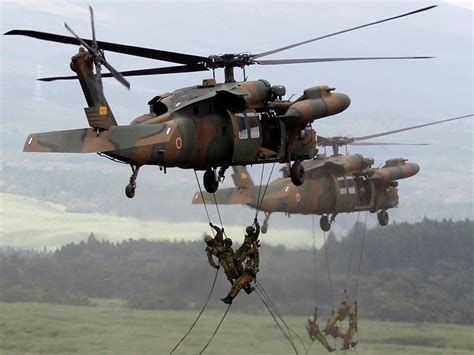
443,0 -> 474,11
9,1 -> 89,19
4,1 -> 114,25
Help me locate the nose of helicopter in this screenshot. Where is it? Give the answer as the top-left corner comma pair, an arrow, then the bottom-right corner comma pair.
331,92 -> 351,113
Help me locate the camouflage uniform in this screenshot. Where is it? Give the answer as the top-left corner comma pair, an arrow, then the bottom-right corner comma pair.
219,238 -> 241,284
205,237 -> 220,269
324,290 -> 351,334
221,237 -> 259,304
321,310 -> 345,341
306,308 -> 334,352
235,220 -> 260,266
342,301 -> 358,350
204,223 -> 225,269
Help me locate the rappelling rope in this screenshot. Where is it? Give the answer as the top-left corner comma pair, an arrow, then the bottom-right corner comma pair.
211,192 -> 228,238
322,231 -> 335,311
344,212 -> 361,290
254,164 -> 266,220
169,267 -> 220,355
194,170 -> 216,237
355,212 -> 368,300
255,163 -> 276,219
311,216 -> 318,300
198,303 -> 232,355
256,281 -> 308,354
255,287 -> 299,354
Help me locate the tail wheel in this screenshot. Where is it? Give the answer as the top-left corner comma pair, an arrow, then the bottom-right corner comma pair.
203,169 -> 219,193
290,160 -> 305,186
320,215 -> 331,232
377,209 -> 389,226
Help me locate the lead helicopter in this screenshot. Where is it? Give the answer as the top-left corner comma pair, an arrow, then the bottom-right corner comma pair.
4,5 -> 436,197
192,115 -> 472,232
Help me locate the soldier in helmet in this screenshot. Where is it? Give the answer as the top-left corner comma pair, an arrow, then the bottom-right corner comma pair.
209,222 -> 225,245
306,307 -> 335,352
341,301 -> 358,350
204,222 -> 226,270
204,233 -> 220,270
323,289 -> 351,334
235,218 -> 260,266
221,232 -> 259,304
219,237 -> 241,285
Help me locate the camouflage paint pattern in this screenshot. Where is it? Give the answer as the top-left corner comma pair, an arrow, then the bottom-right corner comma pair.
23,49 -> 351,173
193,154 -> 420,224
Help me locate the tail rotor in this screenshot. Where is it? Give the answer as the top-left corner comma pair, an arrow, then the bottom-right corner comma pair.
63,6 -> 130,90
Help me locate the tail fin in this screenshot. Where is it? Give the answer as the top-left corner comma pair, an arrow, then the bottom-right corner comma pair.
71,49 -> 117,130
231,166 -> 254,189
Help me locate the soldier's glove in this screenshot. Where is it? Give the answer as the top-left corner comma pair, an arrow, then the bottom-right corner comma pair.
209,222 -> 213,227
254,217 -> 258,224
214,265 -> 220,270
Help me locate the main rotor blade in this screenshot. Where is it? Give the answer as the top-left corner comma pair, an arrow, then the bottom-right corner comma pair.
252,5 -> 437,59
256,56 -> 433,65
64,23 -> 94,53
90,6 -> 97,48
4,29 -> 209,65
37,64 -> 209,82
353,114 -> 473,142
102,60 -> 130,89
349,142 -> 429,146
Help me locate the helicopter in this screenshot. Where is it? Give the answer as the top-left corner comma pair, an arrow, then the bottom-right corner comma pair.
192,114 -> 472,232
4,5 -> 437,198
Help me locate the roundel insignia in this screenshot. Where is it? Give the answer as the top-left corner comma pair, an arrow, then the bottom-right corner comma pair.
176,137 -> 183,149
295,192 -> 301,202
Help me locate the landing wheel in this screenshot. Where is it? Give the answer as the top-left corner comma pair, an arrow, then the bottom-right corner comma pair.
125,183 -> 135,199
290,160 -> 305,186
320,215 -> 331,232
203,169 -> 219,193
125,165 -> 140,199
377,209 -> 389,226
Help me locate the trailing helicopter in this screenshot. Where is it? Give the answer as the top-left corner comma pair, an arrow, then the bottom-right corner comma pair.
4,5 -> 437,197
192,114 -> 472,232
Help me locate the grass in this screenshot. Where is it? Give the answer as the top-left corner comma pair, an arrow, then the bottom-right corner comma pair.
0,300 -> 472,355
0,193 -> 312,250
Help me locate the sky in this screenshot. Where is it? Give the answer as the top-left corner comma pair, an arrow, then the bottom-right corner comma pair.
0,1 -> 472,246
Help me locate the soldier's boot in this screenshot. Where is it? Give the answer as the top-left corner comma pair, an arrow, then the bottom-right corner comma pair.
341,342 -> 350,350
328,348 -> 335,353
220,296 -> 233,304
244,285 -> 255,294
351,341 -> 358,348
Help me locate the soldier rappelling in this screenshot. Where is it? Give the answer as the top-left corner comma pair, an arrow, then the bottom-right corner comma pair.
306,307 -> 335,352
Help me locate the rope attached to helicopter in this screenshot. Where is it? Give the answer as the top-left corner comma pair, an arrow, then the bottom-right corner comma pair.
198,303 -> 232,355
181,164 -> 288,354
169,172 -> 223,354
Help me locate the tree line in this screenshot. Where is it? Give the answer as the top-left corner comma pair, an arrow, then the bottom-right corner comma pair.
0,218 -> 472,324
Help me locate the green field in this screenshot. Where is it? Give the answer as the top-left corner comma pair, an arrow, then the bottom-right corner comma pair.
0,193 -> 311,249
0,300 -> 472,355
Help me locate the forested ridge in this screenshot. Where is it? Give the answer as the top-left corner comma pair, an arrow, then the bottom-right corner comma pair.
0,218 -> 472,324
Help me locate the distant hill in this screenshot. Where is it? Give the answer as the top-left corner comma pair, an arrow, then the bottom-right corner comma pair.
1,218 -> 472,324
0,192 -> 310,249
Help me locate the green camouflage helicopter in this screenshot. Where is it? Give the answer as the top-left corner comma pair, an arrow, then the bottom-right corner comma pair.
192,115 -> 472,232
5,6 -> 436,198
